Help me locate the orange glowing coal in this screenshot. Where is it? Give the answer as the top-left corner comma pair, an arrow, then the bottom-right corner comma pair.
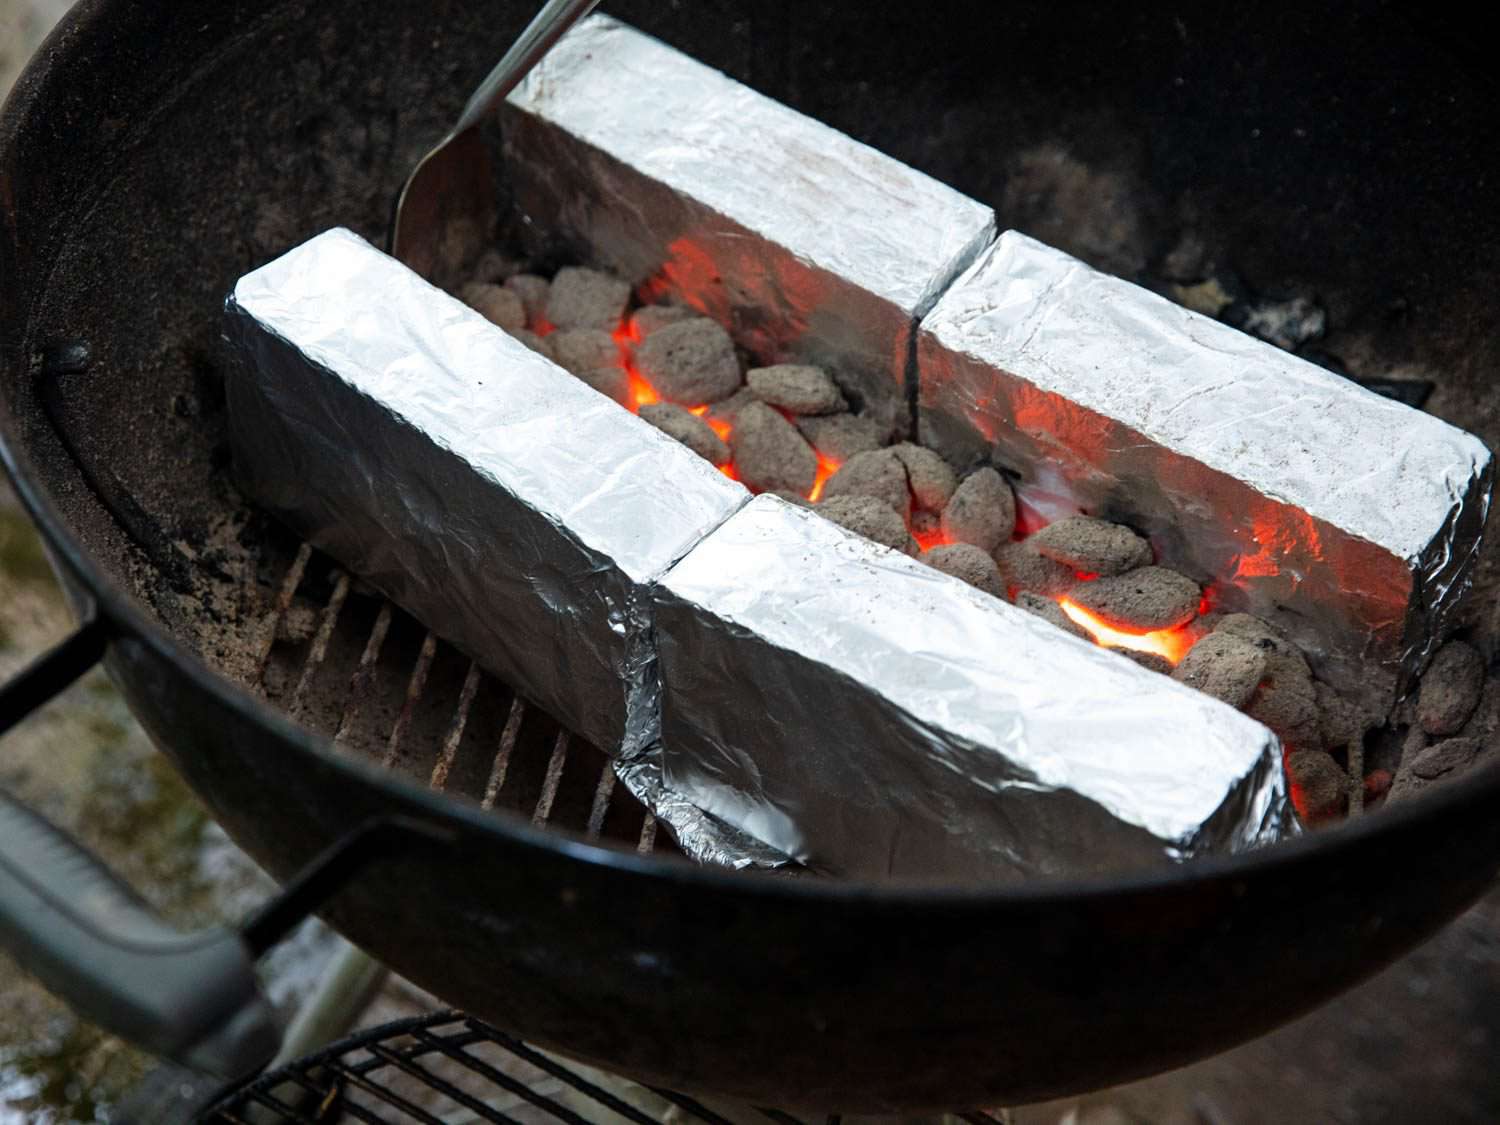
1056,597 -> 1195,665
807,454 -> 841,502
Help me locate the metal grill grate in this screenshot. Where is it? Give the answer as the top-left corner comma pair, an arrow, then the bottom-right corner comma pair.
199,1010 -> 1016,1124
251,543 -> 668,855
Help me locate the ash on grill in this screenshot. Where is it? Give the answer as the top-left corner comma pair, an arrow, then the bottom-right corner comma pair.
453,252 -> 1495,833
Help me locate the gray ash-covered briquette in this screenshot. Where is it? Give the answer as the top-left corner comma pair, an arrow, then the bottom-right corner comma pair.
1067,566 -> 1200,631
510,329 -> 554,362
634,318 -> 743,405
639,403 -> 731,466
470,249 -> 523,284
459,282 -> 527,333
815,495 -> 917,555
1110,648 -> 1174,676
1215,613 -> 1313,682
1316,680 -> 1380,752
574,365 -> 632,409
630,303 -> 694,339
703,387 -> 759,426
1247,669 -> 1322,751
1172,631 -> 1266,709
548,328 -> 619,376
1416,640 -> 1486,737
503,273 -> 550,325
745,364 -> 847,415
1389,737 -> 1487,804
1028,515 -> 1153,576
1014,591 -> 1093,642
924,543 -> 1005,598
730,401 -> 818,494
939,467 -> 1014,553
1287,749 -> 1347,825
544,265 -> 631,331
794,413 -> 885,462
821,449 -> 911,520
993,540 -> 1077,599
892,443 -> 957,513
911,510 -> 940,542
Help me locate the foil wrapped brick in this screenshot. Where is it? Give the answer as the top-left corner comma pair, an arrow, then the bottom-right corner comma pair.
918,232 -> 1493,710
652,494 -> 1285,883
502,14 -> 996,438
225,228 -> 748,755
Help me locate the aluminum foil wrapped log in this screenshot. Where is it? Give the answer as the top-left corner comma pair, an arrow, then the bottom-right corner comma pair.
651,494 -> 1285,884
919,232 -> 1494,712
502,14 -> 996,438
224,228 -> 748,755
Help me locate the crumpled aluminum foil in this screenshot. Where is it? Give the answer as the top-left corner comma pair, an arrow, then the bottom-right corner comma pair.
919,231 -> 1494,712
502,14 -> 996,438
647,494 -> 1286,884
224,228 -> 748,755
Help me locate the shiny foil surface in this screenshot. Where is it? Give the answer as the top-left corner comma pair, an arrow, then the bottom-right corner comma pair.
919,232 -> 1494,711
224,228 -> 748,755
502,14 -> 996,438
650,495 -> 1286,884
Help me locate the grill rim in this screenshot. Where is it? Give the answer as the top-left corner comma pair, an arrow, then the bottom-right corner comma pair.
1,0 -> 1498,905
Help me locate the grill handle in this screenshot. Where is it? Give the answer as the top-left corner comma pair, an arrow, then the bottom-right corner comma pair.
0,788 -> 280,1079
0,615 -> 279,1079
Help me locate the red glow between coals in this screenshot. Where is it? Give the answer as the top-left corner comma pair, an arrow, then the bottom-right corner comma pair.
913,526 -> 949,552
807,455 -> 841,502
1055,598 -> 1195,665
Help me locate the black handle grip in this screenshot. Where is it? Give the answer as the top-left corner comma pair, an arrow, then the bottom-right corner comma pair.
0,787 -> 279,1078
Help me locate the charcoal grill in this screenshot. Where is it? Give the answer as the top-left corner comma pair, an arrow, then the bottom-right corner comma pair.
2,0 -> 1500,1113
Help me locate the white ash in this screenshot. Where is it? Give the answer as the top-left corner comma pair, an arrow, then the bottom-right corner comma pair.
549,328 -> 619,376
574,365 -> 632,409
939,468 -> 1014,553
630,303 -> 695,338
1389,737 -> 1487,804
794,413 -> 885,462
746,364 -> 847,415
1416,640 -> 1485,737
1172,632 -> 1266,709
1028,515 -> 1153,576
1286,749 -> 1347,825
994,540 -> 1077,599
892,443 -> 957,513
730,401 -> 817,495
1067,567 -> 1200,632
504,273 -> 551,326
545,265 -> 631,331
822,449 -> 911,521
815,495 -> 917,555
459,282 -> 527,334
634,318 -> 743,405
1014,591 -> 1093,642
1111,648 -> 1173,676
924,543 -> 1005,598
639,403 -> 731,466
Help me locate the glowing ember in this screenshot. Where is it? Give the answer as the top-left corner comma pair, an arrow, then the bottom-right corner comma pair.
628,371 -> 660,410
1056,597 -> 1195,665
807,454 -> 841,502
689,404 -> 732,441
913,526 -> 949,552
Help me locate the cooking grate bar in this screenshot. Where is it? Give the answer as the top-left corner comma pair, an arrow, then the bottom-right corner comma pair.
364,1040 -> 584,1124
287,569 -> 350,722
637,813 -> 658,854
381,631 -> 438,771
256,541 -> 312,684
585,766 -> 617,838
644,1087 -> 741,1125
532,732 -> 571,825
481,695 -> 527,810
333,602 -> 394,747
429,660 -> 482,792
960,1110 -> 1013,1124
